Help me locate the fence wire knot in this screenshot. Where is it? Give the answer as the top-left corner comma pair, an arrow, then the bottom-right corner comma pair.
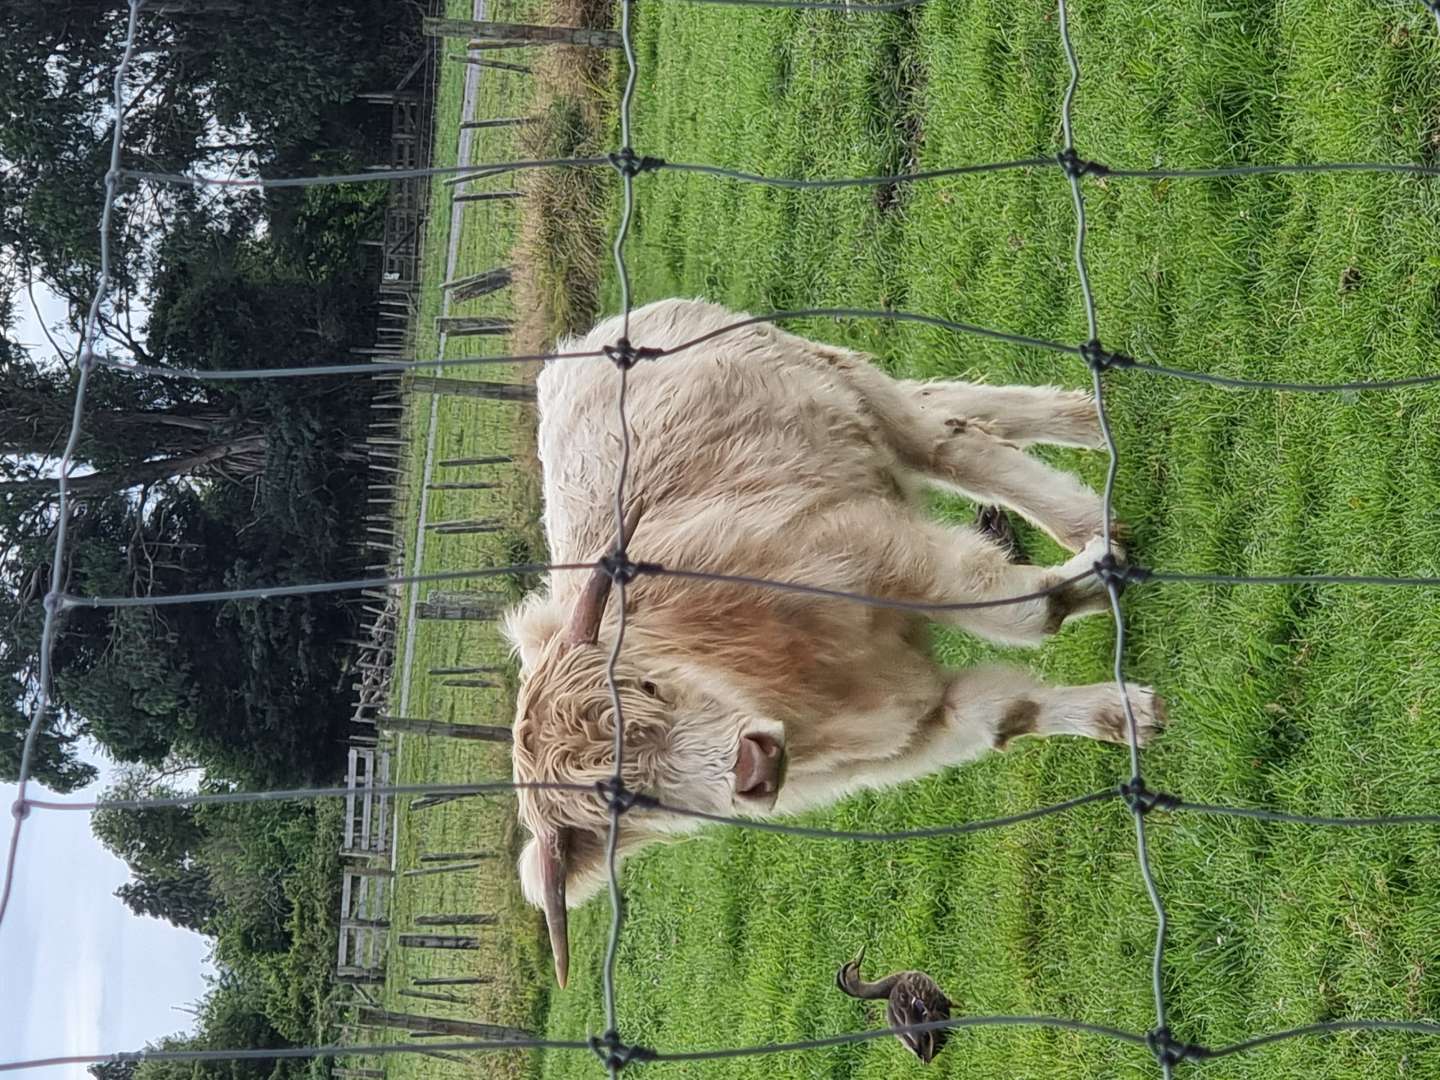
1057,147 -> 1110,179
604,338 -> 661,369
598,550 -> 651,586
1092,552 -> 1150,593
1146,1026 -> 1206,1066
588,1029 -> 656,1070
1121,779 -> 1180,816
608,148 -> 664,177
9,797 -> 30,822
595,777 -> 657,815
1079,338 -> 1133,373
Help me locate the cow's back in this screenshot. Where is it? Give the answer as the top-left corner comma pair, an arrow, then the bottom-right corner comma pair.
536,299 -> 907,580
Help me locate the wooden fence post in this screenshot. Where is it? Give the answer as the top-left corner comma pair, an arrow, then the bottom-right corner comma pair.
357,1007 -> 530,1040
441,267 -> 513,299
414,912 -> 499,925
454,190 -> 524,203
402,861 -> 492,878
429,318 -> 515,339
400,989 -> 471,1006
380,716 -> 511,742
459,118 -> 535,130
424,16 -> 622,49
417,590 -> 506,621
438,455 -> 513,467
448,55 -> 532,74
409,375 -> 532,400
398,933 -> 483,949
425,518 -> 504,535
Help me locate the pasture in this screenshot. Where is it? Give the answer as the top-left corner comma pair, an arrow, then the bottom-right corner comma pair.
391,0 -> 1440,1077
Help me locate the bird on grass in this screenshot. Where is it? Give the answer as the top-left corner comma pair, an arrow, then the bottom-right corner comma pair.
834,946 -> 953,1064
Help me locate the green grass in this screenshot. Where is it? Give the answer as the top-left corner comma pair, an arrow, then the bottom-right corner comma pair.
523,1 -> 1440,1078
380,0 -> 1440,1077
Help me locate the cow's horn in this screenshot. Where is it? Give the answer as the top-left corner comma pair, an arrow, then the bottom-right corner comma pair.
538,827 -> 570,988
565,504 -> 643,648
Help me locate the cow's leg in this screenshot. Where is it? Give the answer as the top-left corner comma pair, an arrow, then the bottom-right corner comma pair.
921,522 -> 1113,647
803,506 -> 1110,648
939,664 -> 1164,751
810,353 -> 1112,553
921,421 -> 1110,554
770,665 -> 1163,817
903,379 -> 1104,449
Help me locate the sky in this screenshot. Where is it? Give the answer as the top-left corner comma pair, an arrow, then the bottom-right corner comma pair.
3,285 -> 214,1079
8,277 -> 71,357
1,750 -> 214,1080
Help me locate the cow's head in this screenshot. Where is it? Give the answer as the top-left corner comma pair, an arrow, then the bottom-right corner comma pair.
503,509 -> 787,986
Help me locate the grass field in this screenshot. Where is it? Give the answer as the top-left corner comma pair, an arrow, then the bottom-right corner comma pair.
393,0 -> 1440,1077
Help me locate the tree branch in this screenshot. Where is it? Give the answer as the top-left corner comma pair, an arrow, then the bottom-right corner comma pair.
0,434 -> 267,500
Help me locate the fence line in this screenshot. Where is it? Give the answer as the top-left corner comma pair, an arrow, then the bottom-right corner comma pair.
90,298 -> 1440,387
47,560 -> 1440,613
119,154 -> 1440,191
8,0 -> 1440,1074
25,780 -> 1440,833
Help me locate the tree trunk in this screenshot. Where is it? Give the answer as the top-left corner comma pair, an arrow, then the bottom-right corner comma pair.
0,397 -> 231,457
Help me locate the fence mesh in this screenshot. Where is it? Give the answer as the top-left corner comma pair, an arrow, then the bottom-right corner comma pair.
8,0 -> 1440,1074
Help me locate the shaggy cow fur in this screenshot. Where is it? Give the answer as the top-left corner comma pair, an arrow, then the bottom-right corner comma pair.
502,298 -> 1165,985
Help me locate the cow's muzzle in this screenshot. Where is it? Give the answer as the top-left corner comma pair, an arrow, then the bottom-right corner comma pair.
734,731 -> 786,809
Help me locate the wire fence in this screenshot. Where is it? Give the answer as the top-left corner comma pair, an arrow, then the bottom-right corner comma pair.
8,0 -> 1440,1075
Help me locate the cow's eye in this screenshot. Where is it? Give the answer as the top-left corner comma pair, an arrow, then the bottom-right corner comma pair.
640,680 -> 660,698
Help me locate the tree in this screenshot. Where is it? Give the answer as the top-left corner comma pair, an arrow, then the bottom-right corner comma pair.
92,766 -> 206,873
115,868 -> 218,932
0,1 -> 418,317
2,196 -> 384,791
132,970 -> 312,1080
88,1060 -> 139,1080
2,0 -> 426,1062
94,768 -> 218,931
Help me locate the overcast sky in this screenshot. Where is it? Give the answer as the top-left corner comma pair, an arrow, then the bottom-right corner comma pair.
4,286 -> 214,1079
1,754 -> 214,1080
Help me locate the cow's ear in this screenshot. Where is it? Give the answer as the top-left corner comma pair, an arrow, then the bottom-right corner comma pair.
502,591 -> 565,676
